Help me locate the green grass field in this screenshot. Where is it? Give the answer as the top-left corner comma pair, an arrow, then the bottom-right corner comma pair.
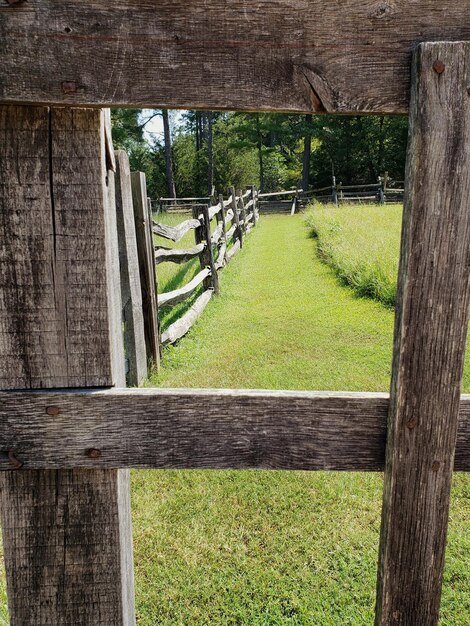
1,210 -> 467,625
135,211 -> 468,625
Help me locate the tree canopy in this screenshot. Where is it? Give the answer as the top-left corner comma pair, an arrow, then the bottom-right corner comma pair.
111,109 -> 408,198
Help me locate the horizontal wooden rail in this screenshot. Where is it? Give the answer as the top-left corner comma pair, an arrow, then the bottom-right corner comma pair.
158,268 -> 210,308
155,243 -> 205,264
153,218 -> 200,242
161,289 -> 213,346
0,390 -> 468,471
208,203 -> 223,220
258,189 -> 302,198
338,183 -> 381,190
160,196 -> 210,202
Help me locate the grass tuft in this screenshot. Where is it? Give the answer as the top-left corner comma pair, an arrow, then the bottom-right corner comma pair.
305,202 -> 402,308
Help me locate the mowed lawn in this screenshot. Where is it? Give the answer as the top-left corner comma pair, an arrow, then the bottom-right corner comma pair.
132,212 -> 468,625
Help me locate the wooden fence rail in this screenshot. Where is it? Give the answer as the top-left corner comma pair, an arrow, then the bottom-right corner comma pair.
258,174 -> 404,213
153,186 -> 259,347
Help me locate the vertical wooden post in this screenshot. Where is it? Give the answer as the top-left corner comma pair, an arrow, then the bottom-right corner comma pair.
332,175 -> 338,205
131,171 -> 160,370
238,189 -> 248,234
217,193 -> 228,266
192,205 -> 220,294
230,186 -> 243,248
0,106 -> 135,624
249,185 -> 258,226
375,42 -> 470,626
115,150 -> 147,386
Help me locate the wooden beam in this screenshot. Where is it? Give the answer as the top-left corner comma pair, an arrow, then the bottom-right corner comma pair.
153,218 -> 200,242
3,2 -> 470,113
131,171 -> 160,368
158,267 -> 210,308
161,289 -> 213,346
155,243 -> 205,265
375,42 -> 470,626
0,389 -> 469,471
115,150 -> 147,386
0,106 -> 135,625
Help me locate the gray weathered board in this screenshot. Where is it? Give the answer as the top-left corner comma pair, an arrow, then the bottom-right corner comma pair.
2,2 -> 470,113
0,106 -> 135,625
0,389 -> 469,471
376,42 -> 470,626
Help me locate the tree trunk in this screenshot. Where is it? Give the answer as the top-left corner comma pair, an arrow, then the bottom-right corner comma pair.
207,112 -> 214,197
302,114 -> 312,192
162,109 -> 176,198
256,113 -> 264,192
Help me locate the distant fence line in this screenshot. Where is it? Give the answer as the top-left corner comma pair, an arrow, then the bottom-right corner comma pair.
256,172 -> 404,213
153,186 -> 259,348
115,164 -> 260,385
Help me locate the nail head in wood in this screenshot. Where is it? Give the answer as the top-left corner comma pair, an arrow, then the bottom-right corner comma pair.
433,60 -> 445,74
8,451 -> 23,470
61,81 -> 78,94
46,406 -> 60,416
86,448 -> 102,459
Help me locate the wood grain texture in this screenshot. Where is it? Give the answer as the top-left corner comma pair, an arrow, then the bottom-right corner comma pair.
193,205 -> 220,294
0,106 -> 116,388
376,42 -> 470,626
155,243 -> 205,264
158,267 -> 210,308
0,389 -> 469,471
0,106 -> 135,625
161,289 -> 213,346
3,2 -> 470,112
131,171 -> 160,367
114,150 -> 147,386
153,218 -> 200,242
226,239 -> 241,262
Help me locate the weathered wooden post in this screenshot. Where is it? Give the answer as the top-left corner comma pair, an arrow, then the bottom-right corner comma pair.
238,189 -> 248,234
331,175 -> 338,206
230,186 -> 243,248
192,205 -> 220,294
216,193 -> 229,267
249,185 -> 258,226
115,151 -> 147,386
131,171 -> 160,370
0,106 -> 135,624
375,42 -> 470,626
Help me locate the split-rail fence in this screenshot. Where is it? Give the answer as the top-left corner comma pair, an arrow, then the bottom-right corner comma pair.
258,173 -> 404,213
0,3 -> 469,624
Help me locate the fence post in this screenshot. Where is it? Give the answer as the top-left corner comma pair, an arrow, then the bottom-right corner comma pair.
115,150 -> 148,386
331,175 -> 338,206
131,171 -> 160,370
192,205 -> 220,294
375,42 -> 470,626
230,186 -> 243,248
218,193 -> 229,265
238,189 -> 248,234
0,106 -> 135,624
250,185 -> 258,226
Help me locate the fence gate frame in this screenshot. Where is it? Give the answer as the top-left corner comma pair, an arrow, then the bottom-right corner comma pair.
0,3 -> 470,625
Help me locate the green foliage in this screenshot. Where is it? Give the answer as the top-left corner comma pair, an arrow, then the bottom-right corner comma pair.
305,203 -> 402,307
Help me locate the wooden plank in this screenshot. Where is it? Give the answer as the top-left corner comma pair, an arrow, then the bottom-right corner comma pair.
4,2 -> 470,113
161,289 -> 213,346
192,205 -> 220,294
158,267 -> 210,308
131,171 -> 160,368
115,150 -> 147,386
375,42 -> 470,626
0,389 -> 469,471
0,106 -> 135,625
230,186 -> 243,248
226,239 -> 241,262
215,193 -> 228,268
153,218 -> 201,242
238,189 -> 248,236
155,243 -> 205,264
